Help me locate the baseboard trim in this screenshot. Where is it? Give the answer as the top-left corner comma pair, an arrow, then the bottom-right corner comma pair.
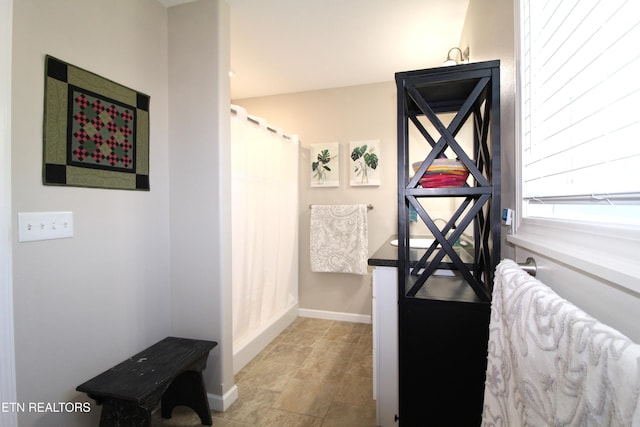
208,384 -> 238,412
298,308 -> 371,324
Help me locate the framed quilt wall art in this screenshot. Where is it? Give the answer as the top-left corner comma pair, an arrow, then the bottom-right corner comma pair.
42,55 -> 150,190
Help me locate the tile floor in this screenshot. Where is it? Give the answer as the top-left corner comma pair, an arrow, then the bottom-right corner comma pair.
153,317 -> 376,426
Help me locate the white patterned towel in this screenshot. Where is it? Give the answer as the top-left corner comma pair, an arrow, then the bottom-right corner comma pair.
482,259 -> 640,427
310,204 -> 368,275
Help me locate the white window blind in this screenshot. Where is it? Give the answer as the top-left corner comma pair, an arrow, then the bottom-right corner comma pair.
520,0 -> 640,225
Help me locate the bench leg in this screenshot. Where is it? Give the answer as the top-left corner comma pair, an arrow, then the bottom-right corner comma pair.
99,399 -> 151,427
161,370 -> 213,426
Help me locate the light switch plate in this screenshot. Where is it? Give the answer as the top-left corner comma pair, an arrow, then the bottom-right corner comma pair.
18,212 -> 74,242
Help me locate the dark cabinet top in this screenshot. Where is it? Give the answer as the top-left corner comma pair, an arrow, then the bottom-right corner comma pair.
368,236 -> 485,304
368,235 -> 474,267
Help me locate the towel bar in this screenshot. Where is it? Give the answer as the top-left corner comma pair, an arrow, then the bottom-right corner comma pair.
518,257 -> 537,277
309,204 -> 373,210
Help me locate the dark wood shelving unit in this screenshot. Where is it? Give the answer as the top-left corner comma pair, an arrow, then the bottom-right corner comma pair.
395,60 -> 500,426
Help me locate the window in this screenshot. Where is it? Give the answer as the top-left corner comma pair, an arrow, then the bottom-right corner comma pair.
519,0 -> 640,226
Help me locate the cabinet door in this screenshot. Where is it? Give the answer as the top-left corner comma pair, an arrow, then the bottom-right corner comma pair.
373,267 -> 399,426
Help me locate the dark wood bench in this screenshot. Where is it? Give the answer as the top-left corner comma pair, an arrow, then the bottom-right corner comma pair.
77,336 -> 217,427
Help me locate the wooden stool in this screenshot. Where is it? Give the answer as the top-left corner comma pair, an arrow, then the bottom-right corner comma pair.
77,337 -> 217,427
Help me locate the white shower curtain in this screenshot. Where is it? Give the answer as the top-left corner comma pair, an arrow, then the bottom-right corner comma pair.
230,105 -> 299,353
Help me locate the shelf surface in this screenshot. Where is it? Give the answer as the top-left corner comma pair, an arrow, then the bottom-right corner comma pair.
407,273 -> 486,303
397,60 -> 500,113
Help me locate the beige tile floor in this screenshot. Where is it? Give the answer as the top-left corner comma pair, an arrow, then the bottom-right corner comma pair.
153,317 -> 376,426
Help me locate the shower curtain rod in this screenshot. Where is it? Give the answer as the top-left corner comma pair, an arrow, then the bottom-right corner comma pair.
309,204 -> 373,210
230,106 -> 293,140
246,116 -> 291,139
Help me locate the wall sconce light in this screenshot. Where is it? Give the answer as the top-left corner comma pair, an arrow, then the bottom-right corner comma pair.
443,47 -> 470,66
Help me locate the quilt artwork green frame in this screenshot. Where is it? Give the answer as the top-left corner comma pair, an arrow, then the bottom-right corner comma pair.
43,55 -> 150,190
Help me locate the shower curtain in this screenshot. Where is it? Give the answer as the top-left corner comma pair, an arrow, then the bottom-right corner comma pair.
230,105 -> 299,356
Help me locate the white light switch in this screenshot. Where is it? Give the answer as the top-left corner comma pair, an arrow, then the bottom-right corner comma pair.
18,212 -> 74,242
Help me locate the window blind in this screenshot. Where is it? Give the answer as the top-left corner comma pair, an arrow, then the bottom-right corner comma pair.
520,0 -> 640,224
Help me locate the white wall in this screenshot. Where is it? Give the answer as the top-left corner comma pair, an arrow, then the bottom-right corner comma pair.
167,0 -> 235,405
235,82 -> 398,319
10,2 -> 235,425
459,0 -> 516,261
11,1 -> 169,426
1,0 -> 17,426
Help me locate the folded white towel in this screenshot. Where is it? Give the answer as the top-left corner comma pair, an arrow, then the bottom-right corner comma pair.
482,259 -> 640,426
310,204 -> 368,275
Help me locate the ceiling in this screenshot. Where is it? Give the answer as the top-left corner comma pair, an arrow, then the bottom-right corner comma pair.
159,0 -> 471,100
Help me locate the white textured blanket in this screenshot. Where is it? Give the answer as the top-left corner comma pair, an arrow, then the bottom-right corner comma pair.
483,259 -> 640,427
310,204 -> 368,275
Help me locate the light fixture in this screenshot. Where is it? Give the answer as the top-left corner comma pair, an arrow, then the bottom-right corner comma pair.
443,47 -> 470,66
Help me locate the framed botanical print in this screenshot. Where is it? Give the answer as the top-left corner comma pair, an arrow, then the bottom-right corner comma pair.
311,142 -> 339,187
350,140 -> 380,186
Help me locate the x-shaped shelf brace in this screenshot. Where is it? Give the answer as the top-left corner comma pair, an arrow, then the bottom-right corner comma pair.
405,76 -> 491,189
401,75 -> 493,302
406,194 -> 491,301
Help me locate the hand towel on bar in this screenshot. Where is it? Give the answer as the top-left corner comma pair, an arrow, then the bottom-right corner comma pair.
310,204 -> 368,275
482,259 -> 640,427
